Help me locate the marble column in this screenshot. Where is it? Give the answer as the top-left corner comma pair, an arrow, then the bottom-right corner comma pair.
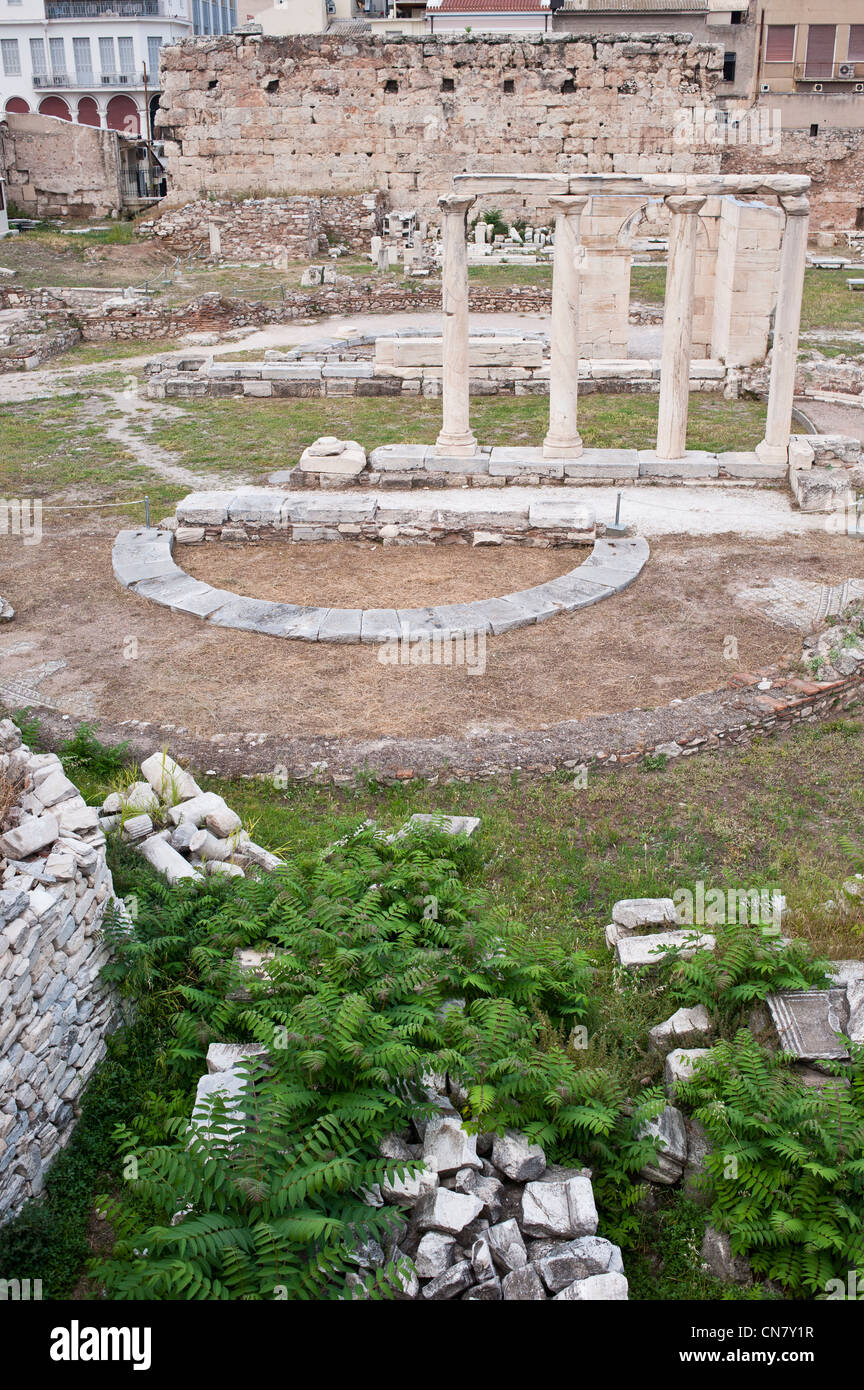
656,195 -> 706,460
543,195 -> 589,459
756,194 -> 810,465
436,192 -> 477,458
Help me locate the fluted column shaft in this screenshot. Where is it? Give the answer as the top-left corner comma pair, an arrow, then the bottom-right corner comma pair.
543,195 -> 590,459
436,193 -> 478,458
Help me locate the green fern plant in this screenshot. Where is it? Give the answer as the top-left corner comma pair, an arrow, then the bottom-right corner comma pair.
661,922 -> 830,1021
95,822 -> 661,1293
676,1031 -> 864,1295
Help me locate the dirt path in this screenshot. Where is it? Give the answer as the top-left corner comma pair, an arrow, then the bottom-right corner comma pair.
89,389 -> 248,491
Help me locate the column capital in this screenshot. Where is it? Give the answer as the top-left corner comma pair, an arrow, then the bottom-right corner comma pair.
438,193 -> 476,216
779,194 -> 810,217
547,194 -> 590,216
664,194 -> 708,215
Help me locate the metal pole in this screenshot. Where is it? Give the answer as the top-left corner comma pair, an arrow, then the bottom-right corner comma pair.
145,495 -> 151,527
614,491 -> 621,527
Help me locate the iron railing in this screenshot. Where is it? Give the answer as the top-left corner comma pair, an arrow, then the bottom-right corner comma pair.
45,0 -> 163,17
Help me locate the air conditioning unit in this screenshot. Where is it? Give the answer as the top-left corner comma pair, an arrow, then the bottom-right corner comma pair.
812,82 -> 823,93
759,82 -> 770,93
838,63 -> 855,78
856,83 -> 864,93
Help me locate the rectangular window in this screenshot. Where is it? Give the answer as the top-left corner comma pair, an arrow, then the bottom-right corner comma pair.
765,24 -> 795,63
48,36 -> 66,78
723,51 -> 736,82
202,2 -> 211,35
192,0 -> 201,33
117,36 -> 135,75
848,25 -> 864,61
99,36 -> 115,76
30,38 -> 47,75
147,36 -> 161,80
0,38 -> 20,77
804,24 -> 836,79
73,37 -> 93,82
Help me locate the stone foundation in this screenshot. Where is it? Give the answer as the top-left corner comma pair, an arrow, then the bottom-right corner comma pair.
139,192 -> 388,262
144,350 -> 735,406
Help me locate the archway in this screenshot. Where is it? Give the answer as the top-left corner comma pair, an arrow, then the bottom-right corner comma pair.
38,97 -> 71,121
77,97 -> 100,127
5,97 -> 30,114
106,95 -> 140,137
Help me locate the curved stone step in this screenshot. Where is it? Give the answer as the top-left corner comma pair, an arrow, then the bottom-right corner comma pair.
113,527 -> 649,645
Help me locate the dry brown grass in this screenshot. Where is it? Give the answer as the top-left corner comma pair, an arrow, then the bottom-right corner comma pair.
0,768 -> 25,833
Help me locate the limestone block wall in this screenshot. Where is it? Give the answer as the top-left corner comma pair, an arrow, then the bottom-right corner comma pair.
155,33 -> 724,216
0,720 -> 119,1224
579,195 -> 643,358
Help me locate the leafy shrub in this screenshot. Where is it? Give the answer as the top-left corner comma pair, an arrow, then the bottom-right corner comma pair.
677,1032 -> 864,1294
93,824 -> 662,1297
661,922 -> 830,1022
56,723 -> 130,780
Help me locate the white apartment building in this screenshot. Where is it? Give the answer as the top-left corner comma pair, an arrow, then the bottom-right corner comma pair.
0,0 -> 237,138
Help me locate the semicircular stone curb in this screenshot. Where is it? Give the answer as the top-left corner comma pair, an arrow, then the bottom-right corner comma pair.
112,527 -> 649,644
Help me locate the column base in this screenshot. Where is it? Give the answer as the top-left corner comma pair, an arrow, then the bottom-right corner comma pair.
435,432 -> 479,458
543,435 -> 583,460
755,439 -> 789,466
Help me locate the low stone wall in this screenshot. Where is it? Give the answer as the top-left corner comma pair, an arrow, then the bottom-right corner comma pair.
0,719 -> 120,1224
139,193 -> 388,261
76,282 -> 553,342
145,352 -> 731,403
0,288 -> 81,372
174,485 -> 598,548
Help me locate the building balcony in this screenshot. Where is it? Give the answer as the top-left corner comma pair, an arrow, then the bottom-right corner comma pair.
44,1 -> 168,16
33,71 -> 150,89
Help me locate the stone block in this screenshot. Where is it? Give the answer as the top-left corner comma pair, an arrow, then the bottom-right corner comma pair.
316,609 -> 363,644
637,451 -> 719,479
665,1048 -> 712,1097
615,930 -> 715,970
563,448 -> 639,479
612,897 -> 678,930
520,1174 -> 598,1239
553,1272 -> 628,1300
766,988 -> 850,1061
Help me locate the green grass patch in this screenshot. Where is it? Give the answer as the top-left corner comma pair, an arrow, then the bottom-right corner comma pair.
801,269 -> 864,333
145,392 -> 767,479
51,338 -> 182,368
0,393 -> 181,520
630,264 -> 667,305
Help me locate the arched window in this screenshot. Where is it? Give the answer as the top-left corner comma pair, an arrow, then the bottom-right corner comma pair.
4,97 -> 30,114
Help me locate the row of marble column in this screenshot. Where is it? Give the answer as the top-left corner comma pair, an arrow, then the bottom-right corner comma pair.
435,190 -> 809,463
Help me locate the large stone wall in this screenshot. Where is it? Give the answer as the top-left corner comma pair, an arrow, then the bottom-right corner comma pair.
156,33 -> 724,216
0,719 -> 119,1223
0,112 -> 127,220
